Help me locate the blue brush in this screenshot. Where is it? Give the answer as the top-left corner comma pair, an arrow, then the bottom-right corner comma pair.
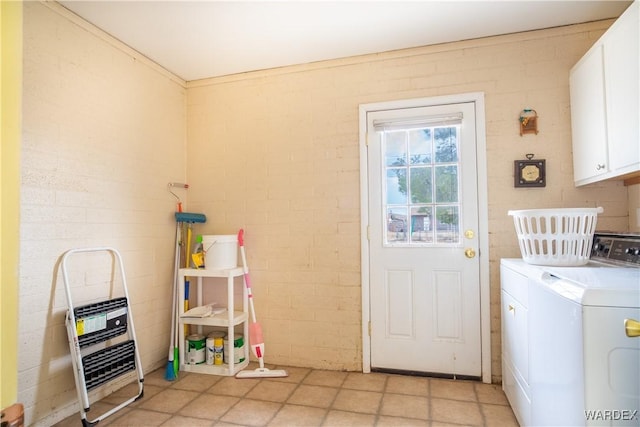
175,212 -> 206,223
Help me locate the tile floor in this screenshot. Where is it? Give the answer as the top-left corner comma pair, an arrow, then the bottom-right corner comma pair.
54,364 -> 518,426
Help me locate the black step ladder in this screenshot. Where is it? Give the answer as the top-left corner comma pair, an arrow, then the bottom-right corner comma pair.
61,247 -> 144,427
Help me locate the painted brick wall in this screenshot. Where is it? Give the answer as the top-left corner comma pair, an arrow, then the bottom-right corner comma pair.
630,184 -> 640,232
20,3 -> 186,425
18,3 -> 635,425
185,21 -> 629,379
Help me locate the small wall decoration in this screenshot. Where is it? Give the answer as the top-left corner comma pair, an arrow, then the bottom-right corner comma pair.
514,154 -> 546,187
519,109 -> 538,136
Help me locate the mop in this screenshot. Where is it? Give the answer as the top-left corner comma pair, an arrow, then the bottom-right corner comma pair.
235,229 -> 288,379
165,183 -> 206,381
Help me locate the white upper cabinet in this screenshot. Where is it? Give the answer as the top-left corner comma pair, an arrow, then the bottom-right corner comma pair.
570,1 -> 639,186
570,45 -> 608,183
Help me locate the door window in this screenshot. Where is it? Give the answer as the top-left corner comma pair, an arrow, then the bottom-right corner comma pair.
382,125 -> 461,245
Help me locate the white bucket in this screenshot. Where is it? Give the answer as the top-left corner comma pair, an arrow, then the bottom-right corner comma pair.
202,235 -> 238,269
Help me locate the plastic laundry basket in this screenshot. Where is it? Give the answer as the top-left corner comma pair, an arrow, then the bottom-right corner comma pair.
508,207 -> 603,266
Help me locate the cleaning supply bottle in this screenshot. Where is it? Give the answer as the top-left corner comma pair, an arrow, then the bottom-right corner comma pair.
213,337 -> 223,365
191,235 -> 205,269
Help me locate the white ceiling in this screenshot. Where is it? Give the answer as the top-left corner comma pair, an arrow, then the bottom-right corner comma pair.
59,1 -> 632,82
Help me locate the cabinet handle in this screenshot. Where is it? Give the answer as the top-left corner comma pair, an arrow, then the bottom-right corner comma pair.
596,163 -> 606,170
508,304 -> 515,314
625,319 -> 640,337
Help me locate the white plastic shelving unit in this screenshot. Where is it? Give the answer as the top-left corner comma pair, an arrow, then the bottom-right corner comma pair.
177,267 -> 250,376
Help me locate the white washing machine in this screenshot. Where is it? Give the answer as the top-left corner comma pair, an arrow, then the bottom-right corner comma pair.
503,233 -> 640,426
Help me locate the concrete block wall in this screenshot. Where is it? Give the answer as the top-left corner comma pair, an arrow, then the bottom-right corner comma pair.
185,21 -> 630,378
20,3 -> 186,425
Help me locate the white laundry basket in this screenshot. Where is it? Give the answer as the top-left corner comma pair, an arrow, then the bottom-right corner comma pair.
508,207 -> 603,266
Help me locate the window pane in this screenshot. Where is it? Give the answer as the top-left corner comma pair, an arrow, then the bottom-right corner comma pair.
409,166 -> 432,203
381,122 -> 461,247
385,131 -> 407,166
408,129 -> 432,164
434,127 -> 458,163
411,206 -> 433,243
436,206 -> 460,244
386,169 -> 407,204
387,207 -> 408,243
435,165 -> 458,203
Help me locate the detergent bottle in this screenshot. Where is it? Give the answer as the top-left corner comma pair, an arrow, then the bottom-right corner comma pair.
191,235 -> 205,268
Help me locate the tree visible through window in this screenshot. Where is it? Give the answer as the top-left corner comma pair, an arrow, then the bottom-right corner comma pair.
384,125 -> 460,244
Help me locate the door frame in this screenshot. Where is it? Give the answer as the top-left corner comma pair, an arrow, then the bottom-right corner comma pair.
359,92 -> 491,383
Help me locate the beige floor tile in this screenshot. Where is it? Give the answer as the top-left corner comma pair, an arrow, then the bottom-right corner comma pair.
267,404 -> 327,426
331,389 -> 382,414
431,422 -> 473,427
100,382 -> 160,407
208,376 -> 259,396
60,401 -> 125,426
303,369 -> 348,387
385,375 -> 429,396
52,406 -> 109,427
53,366 -> 519,427
144,368 -> 174,387
106,408 -> 171,426
139,388 -> 200,414
376,415 -> 429,426
52,402 -> 133,426
179,393 -> 240,420
171,371 -> 222,391
287,384 -> 339,408
270,365 -> 312,383
246,380 -> 298,402
379,393 -> 429,420
220,399 -> 282,426
52,414 -> 83,427
341,372 -> 387,392
481,402 -> 519,426
431,397 -> 483,425
430,378 -> 477,401
475,382 -> 510,405
93,413 -> 124,427
322,410 -> 376,426
160,415 -> 215,426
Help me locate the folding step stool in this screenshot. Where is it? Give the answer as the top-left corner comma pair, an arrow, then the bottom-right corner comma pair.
61,247 -> 144,427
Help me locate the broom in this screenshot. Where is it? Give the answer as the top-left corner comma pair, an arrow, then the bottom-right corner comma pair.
235,229 -> 288,379
165,183 -> 207,380
165,223 -> 181,380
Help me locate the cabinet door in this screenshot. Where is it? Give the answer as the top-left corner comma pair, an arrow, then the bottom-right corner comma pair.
570,44 -> 609,184
604,1 -> 640,175
502,290 -> 529,385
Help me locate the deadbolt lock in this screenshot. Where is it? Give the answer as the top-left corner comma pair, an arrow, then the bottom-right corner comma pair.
464,248 -> 476,258
464,229 -> 475,239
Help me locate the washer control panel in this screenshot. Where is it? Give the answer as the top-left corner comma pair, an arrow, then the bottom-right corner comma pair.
592,233 -> 640,266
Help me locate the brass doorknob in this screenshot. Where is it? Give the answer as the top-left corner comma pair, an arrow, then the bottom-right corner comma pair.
625,319 -> 640,337
464,248 -> 476,258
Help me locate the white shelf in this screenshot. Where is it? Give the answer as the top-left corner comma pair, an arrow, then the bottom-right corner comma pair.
180,359 -> 250,376
177,266 -> 249,376
180,267 -> 244,277
179,310 -> 248,327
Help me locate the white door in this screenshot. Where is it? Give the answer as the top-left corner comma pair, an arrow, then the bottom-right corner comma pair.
366,101 -> 481,377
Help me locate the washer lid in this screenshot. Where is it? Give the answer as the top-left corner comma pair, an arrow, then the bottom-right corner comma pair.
542,265 -> 640,308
